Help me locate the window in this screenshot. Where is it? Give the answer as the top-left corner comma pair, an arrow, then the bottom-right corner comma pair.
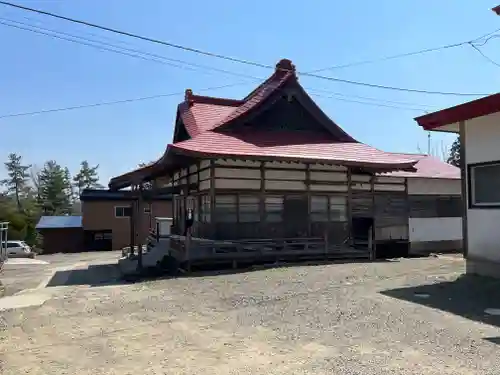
329,196 -> 347,221
239,195 -> 260,222
93,231 -> 112,241
265,196 -> 283,222
470,162 -> 500,207
200,195 -> 211,223
115,206 -> 132,218
409,195 -> 462,217
310,195 -> 347,222
436,196 -> 462,217
215,195 -> 237,222
311,196 -> 328,222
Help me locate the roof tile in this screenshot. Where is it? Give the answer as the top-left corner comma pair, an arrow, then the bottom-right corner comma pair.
170,131 -> 417,168
382,153 -> 460,179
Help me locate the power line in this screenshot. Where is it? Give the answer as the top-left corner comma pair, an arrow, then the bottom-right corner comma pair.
301,71 -> 489,97
312,92 -> 429,112
0,82 -> 251,119
309,27 -> 500,73
0,85 -> 431,120
0,16 -> 437,110
308,43 -> 466,72
0,0 -> 492,97
0,0 -> 273,69
469,43 -> 500,68
0,18 -> 259,78
0,20 -> 200,72
307,87 -> 433,109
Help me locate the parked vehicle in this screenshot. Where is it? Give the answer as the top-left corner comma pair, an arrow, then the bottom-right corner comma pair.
2,240 -> 35,258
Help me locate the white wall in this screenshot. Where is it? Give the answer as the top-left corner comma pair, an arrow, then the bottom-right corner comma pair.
465,112 -> 500,262
407,178 -> 462,244
409,217 -> 462,242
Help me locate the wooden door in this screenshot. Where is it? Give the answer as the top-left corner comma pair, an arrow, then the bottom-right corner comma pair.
283,195 -> 308,238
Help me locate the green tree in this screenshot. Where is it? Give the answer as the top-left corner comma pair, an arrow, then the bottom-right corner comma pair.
447,137 -> 461,167
1,153 -> 31,212
138,162 -> 153,189
39,161 -> 72,215
73,161 -> 102,196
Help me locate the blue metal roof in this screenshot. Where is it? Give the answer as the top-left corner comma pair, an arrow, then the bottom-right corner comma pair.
36,216 -> 82,229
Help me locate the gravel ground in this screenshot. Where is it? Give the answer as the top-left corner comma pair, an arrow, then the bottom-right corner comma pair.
1,255 -> 500,374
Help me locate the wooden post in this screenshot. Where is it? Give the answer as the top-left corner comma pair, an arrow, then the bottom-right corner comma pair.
305,163 -> 311,237
259,161 -> 265,234
210,159 -> 216,239
196,161 -> 201,237
129,185 -> 135,257
185,229 -> 191,272
137,184 -> 143,271
370,174 -> 375,261
347,168 -> 353,246
324,230 -> 329,258
368,225 -> 374,260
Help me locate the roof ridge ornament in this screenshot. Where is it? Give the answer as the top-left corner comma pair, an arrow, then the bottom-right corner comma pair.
185,88 -> 193,102
275,59 -> 295,73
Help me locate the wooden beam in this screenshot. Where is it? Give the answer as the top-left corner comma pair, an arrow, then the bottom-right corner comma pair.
137,184 -> 143,271
210,159 -> 216,238
347,168 -> 353,246
259,161 -> 265,229
305,163 -> 311,236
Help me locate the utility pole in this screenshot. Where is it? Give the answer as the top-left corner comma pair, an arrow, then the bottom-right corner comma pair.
427,131 -> 431,155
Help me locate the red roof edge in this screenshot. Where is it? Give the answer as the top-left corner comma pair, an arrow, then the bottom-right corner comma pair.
184,89 -> 243,107
169,143 -> 417,172
493,5 -> 500,15
415,93 -> 500,130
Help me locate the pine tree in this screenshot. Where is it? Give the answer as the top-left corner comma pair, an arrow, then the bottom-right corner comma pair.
138,162 -> 153,189
39,161 -> 72,215
73,161 -> 102,196
447,137 -> 461,167
1,153 -> 31,212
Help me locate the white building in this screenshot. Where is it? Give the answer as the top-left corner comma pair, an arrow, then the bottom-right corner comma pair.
415,93 -> 500,276
384,154 -> 462,255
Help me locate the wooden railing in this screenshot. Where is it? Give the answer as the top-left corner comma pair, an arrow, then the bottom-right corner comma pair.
169,235 -> 370,259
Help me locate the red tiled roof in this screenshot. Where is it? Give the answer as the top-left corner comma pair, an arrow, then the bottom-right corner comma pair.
109,58 -> 421,189
170,130 -> 417,169
178,59 -> 296,136
211,69 -> 293,130
179,101 -> 237,137
415,93 -> 500,130
382,153 -> 460,179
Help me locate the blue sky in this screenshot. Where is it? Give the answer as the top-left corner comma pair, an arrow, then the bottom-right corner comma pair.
1,0 -> 500,185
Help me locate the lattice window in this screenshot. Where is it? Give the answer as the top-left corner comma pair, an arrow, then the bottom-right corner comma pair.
239,195 -> 260,223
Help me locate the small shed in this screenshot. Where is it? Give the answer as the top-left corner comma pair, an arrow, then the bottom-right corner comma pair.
35,216 -> 84,254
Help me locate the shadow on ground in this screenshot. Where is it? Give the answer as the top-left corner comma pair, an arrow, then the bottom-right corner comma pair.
46,258 -> 396,287
182,257 -> 394,278
381,274 -> 500,343
46,264 -> 127,287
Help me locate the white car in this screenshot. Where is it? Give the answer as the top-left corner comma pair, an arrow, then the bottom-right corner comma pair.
4,240 -> 35,258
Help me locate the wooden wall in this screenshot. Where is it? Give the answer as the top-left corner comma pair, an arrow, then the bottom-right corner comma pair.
164,158 -> 412,243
